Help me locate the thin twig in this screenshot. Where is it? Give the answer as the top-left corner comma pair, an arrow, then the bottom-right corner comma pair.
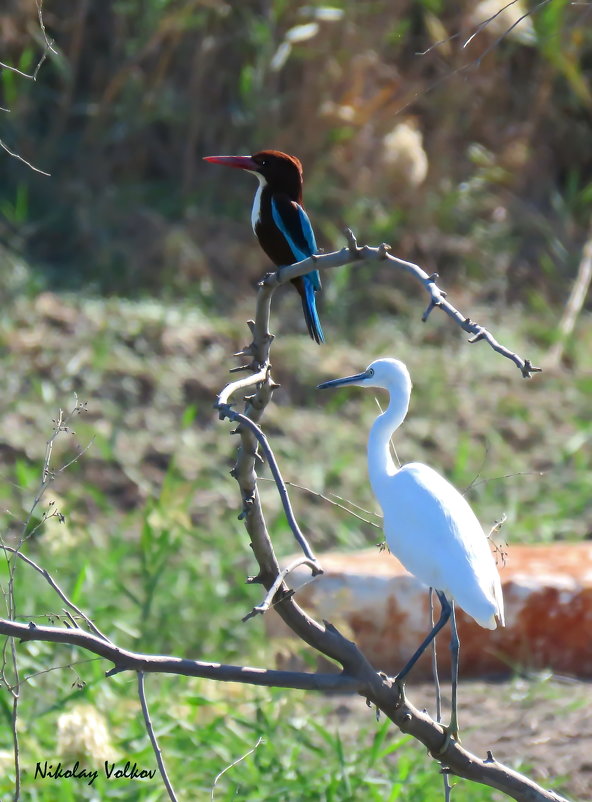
211,736 -> 264,801
218,366 -> 268,407
0,137 -> 50,175
216,406 -> 321,567
0,546 -> 111,642
242,557 -> 320,622
137,672 -> 178,802
259,477 -> 382,528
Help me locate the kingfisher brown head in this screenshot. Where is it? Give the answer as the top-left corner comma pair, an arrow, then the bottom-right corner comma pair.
204,150 -> 303,201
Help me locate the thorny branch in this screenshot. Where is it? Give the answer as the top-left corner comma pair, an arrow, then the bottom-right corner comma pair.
211,233 -> 566,802
0,231 -> 554,801
269,229 -> 540,378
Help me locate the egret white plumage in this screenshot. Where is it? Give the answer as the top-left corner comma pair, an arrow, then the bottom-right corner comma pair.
318,357 -> 504,738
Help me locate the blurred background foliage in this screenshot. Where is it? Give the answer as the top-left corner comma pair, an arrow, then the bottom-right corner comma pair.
0,3 -> 591,799
1,0 -> 591,308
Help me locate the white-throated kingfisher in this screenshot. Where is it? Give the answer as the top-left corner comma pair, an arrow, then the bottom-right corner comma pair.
203,150 -> 324,343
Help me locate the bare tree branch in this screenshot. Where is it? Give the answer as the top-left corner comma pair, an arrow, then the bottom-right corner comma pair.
258,229 -> 540,377
0,616 -> 568,801
0,618 -> 359,692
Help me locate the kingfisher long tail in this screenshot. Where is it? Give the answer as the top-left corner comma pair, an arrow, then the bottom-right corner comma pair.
301,275 -> 324,344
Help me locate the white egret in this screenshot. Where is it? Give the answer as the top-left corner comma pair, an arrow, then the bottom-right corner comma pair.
318,358 -> 504,738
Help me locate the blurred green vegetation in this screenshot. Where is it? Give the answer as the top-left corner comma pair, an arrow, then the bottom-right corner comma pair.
0,1 -> 591,800
0,0 -> 591,312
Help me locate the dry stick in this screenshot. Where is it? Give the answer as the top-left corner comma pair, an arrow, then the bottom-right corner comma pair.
0,0 -> 56,80
0,1 -> 54,175
137,672 -> 178,802
546,221 -> 592,368
242,557 -> 319,622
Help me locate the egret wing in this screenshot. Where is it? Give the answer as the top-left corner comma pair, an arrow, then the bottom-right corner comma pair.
383,463 -> 502,628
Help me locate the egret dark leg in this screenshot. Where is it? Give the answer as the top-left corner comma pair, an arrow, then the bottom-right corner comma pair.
395,591 -> 452,683
449,601 -> 460,741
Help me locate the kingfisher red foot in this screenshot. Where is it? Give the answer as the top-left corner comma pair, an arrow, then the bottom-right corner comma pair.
203,150 -> 325,344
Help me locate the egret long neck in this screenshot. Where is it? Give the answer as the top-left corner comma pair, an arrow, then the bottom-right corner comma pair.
367,391 -> 409,503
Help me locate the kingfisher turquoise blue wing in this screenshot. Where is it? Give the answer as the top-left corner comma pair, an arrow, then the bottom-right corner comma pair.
203,150 -> 325,343
268,192 -> 323,344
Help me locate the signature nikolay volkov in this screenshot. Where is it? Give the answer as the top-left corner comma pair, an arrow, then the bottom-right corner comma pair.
35,760 -> 156,786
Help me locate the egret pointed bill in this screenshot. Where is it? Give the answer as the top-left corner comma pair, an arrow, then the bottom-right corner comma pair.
317,370 -> 372,390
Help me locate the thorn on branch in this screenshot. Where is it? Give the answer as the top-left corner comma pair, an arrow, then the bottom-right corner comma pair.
247,320 -> 256,335
238,498 -> 254,520
468,331 -> 486,343
484,750 -> 497,764
269,382 -> 281,391
234,347 -> 254,358
215,402 -> 233,421
344,227 -> 360,256
229,364 -> 252,374
323,620 -> 342,636
522,360 -> 543,379
428,273 -> 439,282
241,608 -> 260,623
422,299 -> 440,322
378,242 -> 392,259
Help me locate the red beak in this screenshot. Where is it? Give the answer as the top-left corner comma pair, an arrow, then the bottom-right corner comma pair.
203,155 -> 259,171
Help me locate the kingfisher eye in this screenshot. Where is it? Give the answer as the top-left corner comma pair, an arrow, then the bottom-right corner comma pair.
368,368 -> 374,376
